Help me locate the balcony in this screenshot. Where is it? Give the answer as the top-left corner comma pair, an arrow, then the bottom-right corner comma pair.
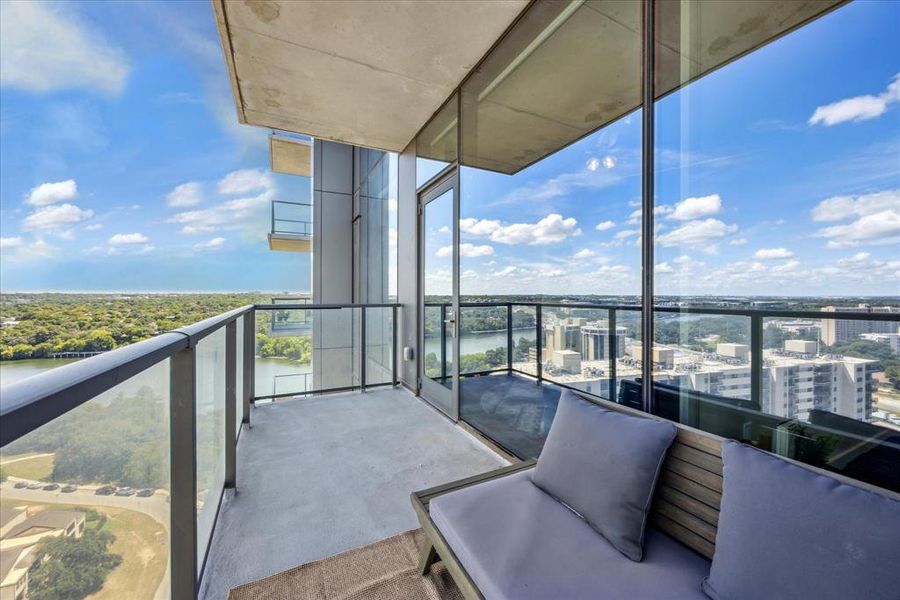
268,200 -> 312,252
1,303 -> 899,600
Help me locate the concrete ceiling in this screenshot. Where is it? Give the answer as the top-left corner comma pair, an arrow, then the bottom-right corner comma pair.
213,0 -> 529,153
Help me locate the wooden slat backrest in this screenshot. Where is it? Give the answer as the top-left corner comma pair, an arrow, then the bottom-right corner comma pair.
651,429 -> 723,559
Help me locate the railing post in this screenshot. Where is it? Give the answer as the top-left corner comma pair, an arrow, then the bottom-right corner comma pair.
535,304 -> 543,382
751,314 -> 763,409
360,307 -> 367,391
242,311 -> 253,420
608,309 -> 617,401
170,346 -> 197,600
506,304 -> 513,372
392,305 -> 399,386
224,321 -> 237,489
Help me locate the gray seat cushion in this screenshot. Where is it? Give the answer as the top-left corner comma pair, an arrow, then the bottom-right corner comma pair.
531,389 -> 677,560
703,441 -> 900,600
431,468 -> 710,600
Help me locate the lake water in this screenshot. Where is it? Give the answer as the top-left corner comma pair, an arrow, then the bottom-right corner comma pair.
424,328 -> 535,360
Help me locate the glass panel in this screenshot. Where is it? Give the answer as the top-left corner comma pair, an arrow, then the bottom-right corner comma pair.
356,148 -> 398,303
364,307 -> 394,386
255,308 -> 312,397
196,328 -> 225,571
422,189 -> 455,408
653,0 -> 900,490
539,306 -> 618,400
235,317 -> 244,435
0,360 -> 171,599
271,200 -> 312,235
417,94 -> 457,188
510,305 -> 538,377
456,0 -> 642,458
459,306 -> 509,376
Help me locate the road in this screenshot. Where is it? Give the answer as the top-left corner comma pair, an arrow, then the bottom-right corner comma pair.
1,477 -> 170,600
0,452 -> 54,465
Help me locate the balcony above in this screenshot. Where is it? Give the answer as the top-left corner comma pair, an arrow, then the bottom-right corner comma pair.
268,199 -> 311,252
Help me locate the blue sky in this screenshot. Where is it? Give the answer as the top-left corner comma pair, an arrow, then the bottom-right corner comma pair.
1,1 -> 897,298
0,1 -> 310,292
450,0 -> 899,297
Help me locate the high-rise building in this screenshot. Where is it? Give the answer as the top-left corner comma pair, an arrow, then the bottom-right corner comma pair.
581,325 -> 626,360
861,330 -> 900,355
820,305 -> 899,345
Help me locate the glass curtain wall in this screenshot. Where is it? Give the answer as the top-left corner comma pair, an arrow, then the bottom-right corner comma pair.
412,0 -> 899,488
652,0 -> 900,491
456,0 -> 642,458
417,94 -> 458,188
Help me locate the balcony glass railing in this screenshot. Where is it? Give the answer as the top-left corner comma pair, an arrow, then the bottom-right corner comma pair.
270,200 -> 312,236
0,303 -> 398,599
443,301 -> 899,492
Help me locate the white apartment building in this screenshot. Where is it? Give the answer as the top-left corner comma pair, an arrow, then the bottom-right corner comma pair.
820,305 -> 899,345
861,330 -> 900,355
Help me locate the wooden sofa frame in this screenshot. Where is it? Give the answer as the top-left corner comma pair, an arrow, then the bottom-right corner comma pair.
411,395 -> 899,600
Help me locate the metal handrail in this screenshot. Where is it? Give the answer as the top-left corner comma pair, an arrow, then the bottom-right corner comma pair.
0,303 -> 403,446
271,199 -> 312,236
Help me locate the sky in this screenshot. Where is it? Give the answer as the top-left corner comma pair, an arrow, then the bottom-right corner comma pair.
1,1 -> 897,298
441,0 -> 898,298
0,1 -> 310,292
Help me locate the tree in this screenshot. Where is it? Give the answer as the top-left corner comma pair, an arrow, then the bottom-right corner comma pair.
28,528 -> 122,600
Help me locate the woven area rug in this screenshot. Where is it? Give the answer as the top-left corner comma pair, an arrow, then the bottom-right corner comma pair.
227,529 -> 463,600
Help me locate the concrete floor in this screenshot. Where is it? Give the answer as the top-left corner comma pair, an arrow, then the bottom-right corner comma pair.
199,386 -> 507,600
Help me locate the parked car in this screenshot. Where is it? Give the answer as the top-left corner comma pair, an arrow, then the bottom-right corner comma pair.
115,487 -> 135,496
136,488 -> 155,497
14,481 -> 28,489
27,482 -> 43,490
42,483 -> 59,491
95,485 -> 116,496
61,485 -> 78,493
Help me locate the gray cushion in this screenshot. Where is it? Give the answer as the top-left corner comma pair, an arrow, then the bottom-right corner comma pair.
531,389 -> 677,560
431,468 -> 710,600
703,440 -> 900,600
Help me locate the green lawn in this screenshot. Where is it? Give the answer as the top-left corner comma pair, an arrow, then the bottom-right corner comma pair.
0,453 -> 55,481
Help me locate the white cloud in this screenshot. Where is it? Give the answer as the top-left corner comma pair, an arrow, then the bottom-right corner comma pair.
614,229 -> 639,240
817,210 -> 900,248
461,214 -> 581,245
809,74 -> 900,126
573,249 -> 597,259
668,194 -> 722,221
810,189 -> 899,222
728,238 -> 747,246
838,252 -> 871,264
193,237 -> 225,251
753,247 -> 793,259
0,237 -> 23,249
217,169 -> 272,195
25,179 -> 78,206
0,1 -> 129,95
438,226 -> 450,234
655,262 -> 674,273
771,259 -> 801,273
656,219 -> 738,247
108,232 -> 149,245
170,172 -> 276,236
22,203 -> 94,230
84,223 -> 104,231
167,182 -> 203,207
627,205 -> 673,225
586,158 -> 600,171
436,243 -> 494,258
594,220 -> 615,231
810,189 -> 900,248
602,156 -> 616,169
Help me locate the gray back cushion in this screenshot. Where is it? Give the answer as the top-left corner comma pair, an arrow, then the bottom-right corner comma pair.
703,440 -> 900,600
532,389 -> 677,561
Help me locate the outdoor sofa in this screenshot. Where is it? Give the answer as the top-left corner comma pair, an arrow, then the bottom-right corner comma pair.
413,389 -> 900,600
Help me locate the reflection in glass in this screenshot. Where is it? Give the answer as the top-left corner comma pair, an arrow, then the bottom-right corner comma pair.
417,94 -> 457,188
